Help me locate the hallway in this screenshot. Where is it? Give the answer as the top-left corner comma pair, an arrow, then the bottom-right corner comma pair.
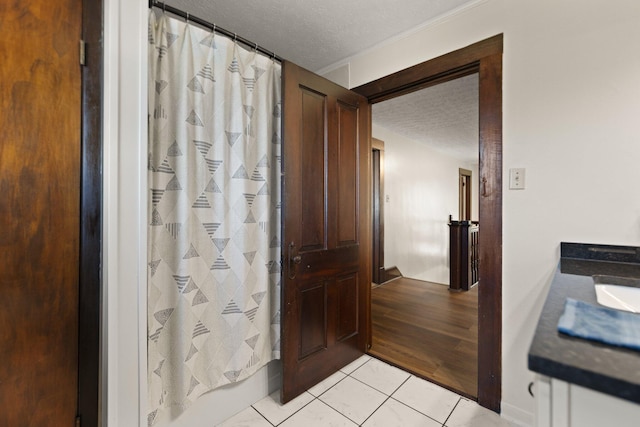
370,277 -> 478,397
217,356 -> 511,426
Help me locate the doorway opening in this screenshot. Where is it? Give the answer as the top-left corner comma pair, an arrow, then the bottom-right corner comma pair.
459,168 -> 472,221
371,138 -> 386,285
367,72 -> 480,399
354,34 -> 503,412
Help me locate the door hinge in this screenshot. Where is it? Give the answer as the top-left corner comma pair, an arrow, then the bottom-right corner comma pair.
75,415 -> 81,427
79,40 -> 86,66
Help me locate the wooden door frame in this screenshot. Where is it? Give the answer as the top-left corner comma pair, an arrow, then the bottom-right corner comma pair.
371,138 -> 385,284
459,168 -> 472,221
353,34 -> 503,412
78,0 -> 103,426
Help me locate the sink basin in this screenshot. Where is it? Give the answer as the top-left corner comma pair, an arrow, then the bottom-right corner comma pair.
594,275 -> 640,313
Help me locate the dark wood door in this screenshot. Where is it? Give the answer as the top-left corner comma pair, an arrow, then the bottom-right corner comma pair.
459,168 -> 472,221
371,138 -> 385,285
281,61 -> 371,402
372,148 -> 383,284
0,0 -> 81,425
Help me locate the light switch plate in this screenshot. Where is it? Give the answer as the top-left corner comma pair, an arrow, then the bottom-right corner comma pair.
509,168 -> 525,190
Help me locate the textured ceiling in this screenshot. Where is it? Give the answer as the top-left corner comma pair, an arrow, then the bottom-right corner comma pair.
165,0 -> 476,71
164,0 -> 479,159
373,74 -> 479,163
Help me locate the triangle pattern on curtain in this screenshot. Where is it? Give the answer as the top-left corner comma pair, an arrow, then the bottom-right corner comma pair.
147,11 -> 282,426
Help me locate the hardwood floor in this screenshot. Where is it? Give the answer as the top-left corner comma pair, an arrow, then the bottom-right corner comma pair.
369,276 -> 478,398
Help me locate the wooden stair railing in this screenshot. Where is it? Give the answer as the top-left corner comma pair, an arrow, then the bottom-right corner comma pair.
448,220 -> 479,291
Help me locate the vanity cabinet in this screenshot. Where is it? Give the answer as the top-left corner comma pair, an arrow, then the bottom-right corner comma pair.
529,243 -> 640,427
535,375 -> 640,427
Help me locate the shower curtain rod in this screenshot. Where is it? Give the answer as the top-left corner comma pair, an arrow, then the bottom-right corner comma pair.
149,0 -> 283,62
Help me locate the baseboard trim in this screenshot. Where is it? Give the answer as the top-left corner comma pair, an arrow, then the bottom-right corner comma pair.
383,266 -> 402,283
501,401 -> 534,427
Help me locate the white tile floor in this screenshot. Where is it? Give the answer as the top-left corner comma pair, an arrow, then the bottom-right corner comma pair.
217,356 -> 516,427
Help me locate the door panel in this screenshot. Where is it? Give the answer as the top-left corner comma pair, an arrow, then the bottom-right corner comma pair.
336,273 -> 358,340
337,102 -> 358,246
0,1 -> 81,425
300,88 -> 327,251
282,61 -> 370,402
299,282 -> 327,358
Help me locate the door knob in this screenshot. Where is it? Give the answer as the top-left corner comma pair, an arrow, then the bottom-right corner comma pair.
288,242 -> 301,279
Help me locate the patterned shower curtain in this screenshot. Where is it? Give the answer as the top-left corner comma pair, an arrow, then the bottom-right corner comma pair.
147,11 -> 281,425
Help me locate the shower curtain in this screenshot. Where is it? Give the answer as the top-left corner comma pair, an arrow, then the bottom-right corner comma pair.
147,11 -> 281,425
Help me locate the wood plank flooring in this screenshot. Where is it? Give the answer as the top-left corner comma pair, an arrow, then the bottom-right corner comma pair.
369,277 -> 478,398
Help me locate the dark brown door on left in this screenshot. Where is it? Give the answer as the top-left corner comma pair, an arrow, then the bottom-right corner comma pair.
281,61 -> 371,402
371,138 -> 384,285
0,1 -> 81,425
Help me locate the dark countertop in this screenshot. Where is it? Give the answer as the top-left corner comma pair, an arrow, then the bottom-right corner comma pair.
528,242 -> 640,403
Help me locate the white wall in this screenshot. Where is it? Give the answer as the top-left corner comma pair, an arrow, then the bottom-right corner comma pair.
330,0 -> 640,424
374,124 -> 478,285
103,0 -> 147,425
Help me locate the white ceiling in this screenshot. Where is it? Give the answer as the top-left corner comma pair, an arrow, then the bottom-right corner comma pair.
373,74 -> 479,163
167,0 -> 476,71
166,0 -> 479,161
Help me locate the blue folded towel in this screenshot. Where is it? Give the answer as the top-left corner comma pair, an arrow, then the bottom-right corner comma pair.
558,298 -> 640,351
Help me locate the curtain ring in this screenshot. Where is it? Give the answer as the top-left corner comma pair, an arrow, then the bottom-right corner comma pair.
162,2 -> 166,14
233,33 -> 237,43
185,12 -> 189,23
212,23 -> 216,34
254,42 -> 258,52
